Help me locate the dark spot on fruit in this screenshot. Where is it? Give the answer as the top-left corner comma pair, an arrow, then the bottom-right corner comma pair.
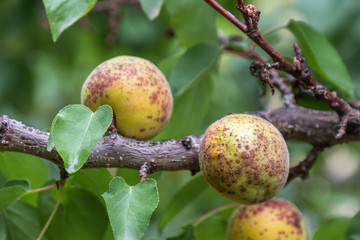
244,159 -> 251,166
150,92 -> 158,104
241,151 -> 249,159
130,68 -> 137,75
140,128 -> 146,132
239,185 -> 246,192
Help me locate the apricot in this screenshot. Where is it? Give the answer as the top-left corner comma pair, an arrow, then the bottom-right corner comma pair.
227,198 -> 307,240
199,114 -> 289,204
81,56 -> 173,140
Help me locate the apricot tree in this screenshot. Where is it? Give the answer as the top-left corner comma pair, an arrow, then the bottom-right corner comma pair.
1,0 -> 360,239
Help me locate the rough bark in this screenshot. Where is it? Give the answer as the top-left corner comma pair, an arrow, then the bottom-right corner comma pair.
1,107 -> 359,175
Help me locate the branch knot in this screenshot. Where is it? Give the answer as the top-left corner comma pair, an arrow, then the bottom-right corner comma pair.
181,137 -> 193,150
139,162 -> 153,181
236,1 -> 260,37
0,119 -> 8,135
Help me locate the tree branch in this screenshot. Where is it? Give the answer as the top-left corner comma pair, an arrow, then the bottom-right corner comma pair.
204,0 -> 288,66
4,0 -> 360,185
204,0 -> 359,140
0,115 -> 201,173
1,108 -> 360,181
270,71 -> 297,108
286,146 -> 324,184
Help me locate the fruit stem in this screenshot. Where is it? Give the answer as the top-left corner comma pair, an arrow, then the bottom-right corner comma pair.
193,203 -> 239,227
27,183 -> 57,194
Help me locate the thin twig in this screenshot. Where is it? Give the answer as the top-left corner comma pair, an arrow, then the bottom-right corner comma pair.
204,0 -> 247,32
286,146 -> 325,184
271,71 -> 297,108
204,0 -> 359,139
37,183 -> 65,240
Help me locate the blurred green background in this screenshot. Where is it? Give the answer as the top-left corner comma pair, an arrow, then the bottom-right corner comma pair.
1,0 -> 360,239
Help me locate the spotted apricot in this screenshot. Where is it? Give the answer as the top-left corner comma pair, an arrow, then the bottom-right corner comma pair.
199,114 -> 289,204
227,198 -> 307,240
81,56 -> 173,140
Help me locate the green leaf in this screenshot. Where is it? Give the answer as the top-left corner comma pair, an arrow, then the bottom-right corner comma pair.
211,54 -> 262,112
0,180 -> 29,212
164,0 -> 217,47
167,224 -> 196,240
194,215 -> 227,240
154,44 -> 220,140
116,169 -> 162,187
42,0 -> 97,41
287,20 -> 354,99
0,152 -> 49,189
157,73 -> 213,139
103,224 -> 116,240
0,152 -> 50,206
0,214 -> 6,240
139,0 -> 164,20
169,43 -> 222,97
69,168 -> 112,202
3,179 -> 30,190
0,171 -> 5,189
116,168 -> 145,186
159,74 -> 214,139
159,174 -> 208,231
102,177 -> 159,240
38,187 -> 108,240
3,201 -> 43,240
158,51 -> 185,79
50,104 -> 113,174
313,217 -> 351,240
346,211 -> 360,240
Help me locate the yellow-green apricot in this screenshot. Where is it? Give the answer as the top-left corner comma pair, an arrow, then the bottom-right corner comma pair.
81,56 -> 173,140
199,114 -> 289,204
227,198 -> 307,240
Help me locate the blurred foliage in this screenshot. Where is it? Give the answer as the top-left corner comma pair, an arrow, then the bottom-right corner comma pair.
1,0 -> 360,239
